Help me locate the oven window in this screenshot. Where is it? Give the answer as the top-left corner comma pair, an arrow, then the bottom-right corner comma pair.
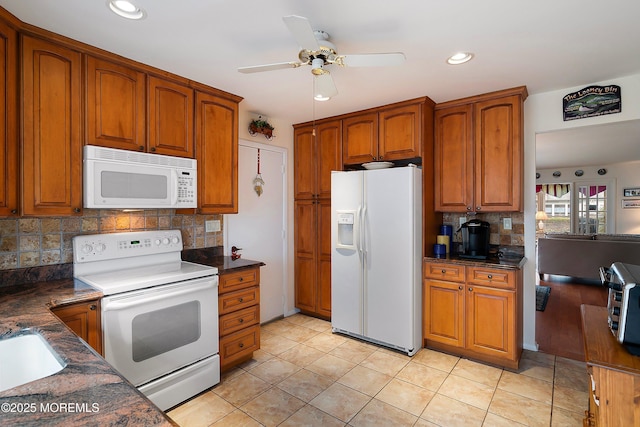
131,301 -> 201,362
101,171 -> 168,199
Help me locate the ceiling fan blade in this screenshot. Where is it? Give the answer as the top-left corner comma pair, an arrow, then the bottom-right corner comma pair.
314,73 -> 338,100
238,61 -> 301,74
283,15 -> 319,51
339,52 -> 406,67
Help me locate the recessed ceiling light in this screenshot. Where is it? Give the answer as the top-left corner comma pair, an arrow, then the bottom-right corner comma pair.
108,0 -> 146,20
447,52 -> 474,65
314,94 -> 331,101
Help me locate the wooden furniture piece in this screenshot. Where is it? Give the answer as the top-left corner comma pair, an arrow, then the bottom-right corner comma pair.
423,260 -> 523,369
218,266 -> 261,372
0,19 -> 17,217
21,35 -> 83,216
293,120 -> 341,319
51,299 -> 103,355
434,86 -> 527,213
582,305 -> 640,427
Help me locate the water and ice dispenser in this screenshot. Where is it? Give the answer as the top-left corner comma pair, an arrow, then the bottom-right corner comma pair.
336,211 -> 356,250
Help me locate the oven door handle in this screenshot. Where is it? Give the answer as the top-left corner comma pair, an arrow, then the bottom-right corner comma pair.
102,280 -> 215,312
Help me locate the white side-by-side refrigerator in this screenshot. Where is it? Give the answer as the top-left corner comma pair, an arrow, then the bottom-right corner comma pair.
331,166 -> 422,356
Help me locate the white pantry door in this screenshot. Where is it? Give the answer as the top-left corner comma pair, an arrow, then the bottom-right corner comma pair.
225,140 -> 287,323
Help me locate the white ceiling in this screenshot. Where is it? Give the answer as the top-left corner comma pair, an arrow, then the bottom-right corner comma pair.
2,0 -> 640,166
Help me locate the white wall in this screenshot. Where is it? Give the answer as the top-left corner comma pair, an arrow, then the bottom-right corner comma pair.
524,73 -> 640,350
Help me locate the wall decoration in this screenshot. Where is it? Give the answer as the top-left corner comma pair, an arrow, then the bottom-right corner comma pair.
623,188 -> 640,197
562,84 -> 621,121
248,116 -> 275,140
574,169 -> 584,177
597,168 -> 607,175
553,171 -> 561,177
622,199 -> 640,209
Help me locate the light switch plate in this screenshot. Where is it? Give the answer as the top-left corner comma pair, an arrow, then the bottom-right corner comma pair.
503,218 -> 512,230
205,220 -> 221,232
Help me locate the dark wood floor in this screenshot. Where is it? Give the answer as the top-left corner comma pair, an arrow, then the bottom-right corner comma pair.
536,276 -> 608,361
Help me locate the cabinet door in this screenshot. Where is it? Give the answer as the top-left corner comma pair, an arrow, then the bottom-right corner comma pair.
22,36 -> 83,216
474,95 -> 523,211
316,199 -> 332,318
148,75 -> 194,158
466,285 -> 515,359
0,21 -> 17,217
424,279 -> 465,347
195,91 -> 238,213
434,104 -> 473,212
294,125 -> 316,199
342,112 -> 378,164
294,199 -> 317,313
51,300 -> 102,355
379,103 -> 421,161
316,120 -> 342,199
85,56 -> 146,151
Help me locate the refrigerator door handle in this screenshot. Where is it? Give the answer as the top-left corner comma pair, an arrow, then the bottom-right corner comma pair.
361,204 -> 368,263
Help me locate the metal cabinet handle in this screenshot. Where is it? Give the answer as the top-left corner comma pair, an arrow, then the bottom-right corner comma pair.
239,277 -> 244,282
239,297 -> 244,303
466,206 -> 472,211
150,147 -> 156,152
441,269 -> 446,274
476,206 -> 481,211
239,318 -> 244,323
458,286 -> 463,291
468,287 -> 473,292
10,209 -> 17,214
89,304 -> 97,310
487,274 -> 492,280
139,145 -> 144,151
74,208 -> 81,213
239,343 -> 244,348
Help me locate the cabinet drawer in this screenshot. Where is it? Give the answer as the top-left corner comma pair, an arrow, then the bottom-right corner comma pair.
219,305 -> 260,336
219,286 -> 259,315
220,325 -> 260,365
219,268 -> 260,294
467,267 -> 515,289
424,262 -> 465,282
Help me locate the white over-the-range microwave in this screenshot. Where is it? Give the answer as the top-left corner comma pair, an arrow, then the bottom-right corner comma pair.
83,145 -> 197,209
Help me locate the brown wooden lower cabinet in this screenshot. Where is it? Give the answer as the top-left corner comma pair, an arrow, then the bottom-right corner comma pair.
582,305 -> 640,427
218,266 -> 261,372
423,260 -> 522,369
51,299 -> 103,355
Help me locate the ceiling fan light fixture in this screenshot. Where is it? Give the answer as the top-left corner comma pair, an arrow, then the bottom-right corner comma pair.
108,0 -> 146,20
447,52 -> 474,65
314,94 -> 331,101
311,58 -> 328,75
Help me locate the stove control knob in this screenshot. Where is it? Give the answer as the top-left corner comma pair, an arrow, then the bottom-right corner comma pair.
82,244 -> 93,254
95,243 -> 106,253
611,320 -> 619,331
612,306 -> 621,316
162,237 -> 170,245
615,292 -> 623,302
172,236 -> 179,244
154,239 -> 161,246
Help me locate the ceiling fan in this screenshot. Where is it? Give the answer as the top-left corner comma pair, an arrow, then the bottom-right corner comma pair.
238,15 -> 406,100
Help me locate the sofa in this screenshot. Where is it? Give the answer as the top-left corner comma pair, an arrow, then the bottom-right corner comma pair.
537,233 -> 640,281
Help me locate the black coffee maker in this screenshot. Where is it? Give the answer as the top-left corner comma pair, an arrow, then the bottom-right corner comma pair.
458,219 -> 490,259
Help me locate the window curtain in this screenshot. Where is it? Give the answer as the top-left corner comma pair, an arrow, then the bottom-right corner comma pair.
536,184 -> 570,197
579,185 -> 607,197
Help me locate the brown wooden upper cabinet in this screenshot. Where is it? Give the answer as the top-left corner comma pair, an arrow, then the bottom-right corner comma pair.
21,35 -> 83,216
0,20 -> 17,217
342,101 -> 422,165
434,87 -> 527,212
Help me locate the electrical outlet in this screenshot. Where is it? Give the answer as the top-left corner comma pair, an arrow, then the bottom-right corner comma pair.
503,217 -> 512,230
205,220 -> 221,232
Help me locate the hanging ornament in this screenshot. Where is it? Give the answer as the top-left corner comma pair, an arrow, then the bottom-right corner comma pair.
253,149 -> 265,196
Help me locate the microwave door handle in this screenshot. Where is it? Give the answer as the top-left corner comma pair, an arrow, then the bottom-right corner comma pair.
171,169 -> 179,205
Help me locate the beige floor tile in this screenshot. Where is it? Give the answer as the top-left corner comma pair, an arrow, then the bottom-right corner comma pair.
551,407 -> 585,426
276,369 -> 335,402
213,372 -> 271,406
498,370 -> 554,404
421,393 -> 487,427
236,348 -> 274,371
414,418 -> 440,427
337,365 -> 391,396
412,348 -> 460,372
451,358 -> 504,387
305,332 -> 347,352
167,391 -> 235,426
306,354 -> 356,381
279,404 -> 345,427
439,374 -> 496,410
350,398 -> 418,427
375,378 -> 435,416
260,334 -> 299,355
522,349 -> 556,367
261,319 -> 295,335
488,388 -> 551,427
309,382 -> 371,423
329,339 -> 376,364
360,350 -> 409,376
278,343 -> 325,367
517,357 -> 555,383
283,313 -> 314,325
248,358 -> 301,384
555,356 -> 587,374
554,364 -> 589,391
280,324 -> 321,343
211,409 -> 264,426
552,384 -> 589,413
241,387 -> 305,427
395,361 -> 448,392
482,412 -> 527,426
299,317 -> 333,333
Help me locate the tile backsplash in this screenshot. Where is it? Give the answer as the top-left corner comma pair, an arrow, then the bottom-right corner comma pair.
0,209 -> 224,270
442,211 -> 525,249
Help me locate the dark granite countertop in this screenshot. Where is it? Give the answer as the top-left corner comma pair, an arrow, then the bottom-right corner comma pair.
182,248 -> 265,273
0,279 -> 176,426
424,254 -> 527,270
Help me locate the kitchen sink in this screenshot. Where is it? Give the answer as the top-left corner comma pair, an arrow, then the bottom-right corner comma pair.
0,330 -> 66,392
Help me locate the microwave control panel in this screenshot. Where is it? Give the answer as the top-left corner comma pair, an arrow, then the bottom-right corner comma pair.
176,169 -> 197,205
